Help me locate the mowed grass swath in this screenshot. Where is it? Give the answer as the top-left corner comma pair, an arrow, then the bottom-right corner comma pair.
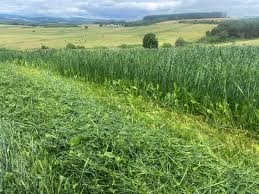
0,46 -> 258,130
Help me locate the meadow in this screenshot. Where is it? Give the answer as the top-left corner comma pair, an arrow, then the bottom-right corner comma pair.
1,20 -> 259,50
0,22 -> 216,49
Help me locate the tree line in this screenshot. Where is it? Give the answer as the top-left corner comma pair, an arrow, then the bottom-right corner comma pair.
204,18 -> 259,42
97,12 -> 227,27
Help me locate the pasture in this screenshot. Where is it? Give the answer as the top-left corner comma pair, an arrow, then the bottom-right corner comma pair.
0,22 -> 216,49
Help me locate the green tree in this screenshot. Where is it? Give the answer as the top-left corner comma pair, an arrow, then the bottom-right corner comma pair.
175,38 -> 187,47
143,33 -> 158,49
41,45 -> 48,50
162,43 -> 173,48
66,43 -> 76,49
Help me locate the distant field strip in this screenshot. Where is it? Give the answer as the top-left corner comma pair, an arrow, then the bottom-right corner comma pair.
0,23 -> 215,49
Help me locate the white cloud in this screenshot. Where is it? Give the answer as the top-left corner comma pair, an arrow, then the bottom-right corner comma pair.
0,0 -> 259,19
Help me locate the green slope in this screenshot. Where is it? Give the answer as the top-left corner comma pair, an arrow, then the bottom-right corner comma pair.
0,63 -> 258,193
0,23 -> 215,49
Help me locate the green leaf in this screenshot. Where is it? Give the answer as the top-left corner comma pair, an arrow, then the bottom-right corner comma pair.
207,109 -> 213,114
104,152 -> 115,159
69,136 -> 82,146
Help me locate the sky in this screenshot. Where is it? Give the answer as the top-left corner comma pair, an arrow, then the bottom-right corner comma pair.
1,0 -> 259,19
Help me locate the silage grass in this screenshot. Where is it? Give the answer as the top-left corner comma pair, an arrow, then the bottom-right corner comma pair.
0,63 -> 258,193
0,46 -> 258,131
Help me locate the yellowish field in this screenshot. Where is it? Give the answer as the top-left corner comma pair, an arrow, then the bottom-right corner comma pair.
0,22 -> 216,49
219,39 -> 259,46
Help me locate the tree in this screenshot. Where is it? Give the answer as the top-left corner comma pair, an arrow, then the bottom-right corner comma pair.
162,43 -> 173,48
66,43 -> 76,49
175,38 -> 187,47
77,45 -> 85,49
143,33 -> 159,49
206,19 -> 259,41
41,45 -> 48,50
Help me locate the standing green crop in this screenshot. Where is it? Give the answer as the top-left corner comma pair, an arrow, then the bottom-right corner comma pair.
0,46 -> 258,131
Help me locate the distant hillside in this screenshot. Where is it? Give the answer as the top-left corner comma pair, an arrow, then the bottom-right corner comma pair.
202,18 -> 259,43
0,14 -> 100,27
143,12 -> 227,22
97,12 -> 227,27
0,12 -> 227,27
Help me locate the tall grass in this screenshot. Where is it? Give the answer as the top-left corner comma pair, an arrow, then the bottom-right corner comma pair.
0,46 -> 258,131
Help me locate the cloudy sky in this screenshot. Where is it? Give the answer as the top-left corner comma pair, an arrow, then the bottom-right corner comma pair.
0,0 -> 259,19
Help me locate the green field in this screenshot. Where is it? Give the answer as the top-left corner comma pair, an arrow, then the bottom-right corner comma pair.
0,19 -> 259,193
0,22 -> 216,49
1,47 -> 258,130
1,62 -> 258,193
0,46 -> 258,192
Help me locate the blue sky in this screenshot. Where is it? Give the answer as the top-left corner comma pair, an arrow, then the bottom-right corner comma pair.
1,0 -> 259,19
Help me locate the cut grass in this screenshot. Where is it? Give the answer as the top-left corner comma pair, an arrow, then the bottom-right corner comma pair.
0,63 -> 258,193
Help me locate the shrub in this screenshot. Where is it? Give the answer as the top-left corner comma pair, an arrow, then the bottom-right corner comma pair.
175,38 -> 187,47
66,43 -> 76,49
143,33 -> 158,49
118,44 -> 142,49
41,45 -> 48,50
84,26 -> 88,29
162,43 -> 173,48
93,46 -> 108,49
77,45 -> 85,49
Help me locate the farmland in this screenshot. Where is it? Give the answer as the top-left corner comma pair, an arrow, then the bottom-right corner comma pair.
1,21 -> 259,50
0,18 -> 259,193
0,45 -> 259,192
1,47 -> 258,130
0,22 -> 216,49
0,61 -> 258,193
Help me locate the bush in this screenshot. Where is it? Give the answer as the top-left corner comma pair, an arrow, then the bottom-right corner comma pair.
175,38 -> 187,47
162,43 -> 173,48
93,46 -> 108,49
66,43 -> 76,49
143,33 -> 158,49
41,45 -> 48,50
118,44 -> 142,49
77,45 -> 85,49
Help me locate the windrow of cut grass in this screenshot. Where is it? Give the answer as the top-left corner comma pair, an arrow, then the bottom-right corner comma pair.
0,46 -> 258,131
0,64 -> 259,193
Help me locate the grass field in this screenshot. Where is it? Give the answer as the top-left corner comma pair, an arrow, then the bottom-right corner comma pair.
220,38 -> 259,46
0,20 -> 259,193
0,22 -> 216,49
1,63 -> 258,193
